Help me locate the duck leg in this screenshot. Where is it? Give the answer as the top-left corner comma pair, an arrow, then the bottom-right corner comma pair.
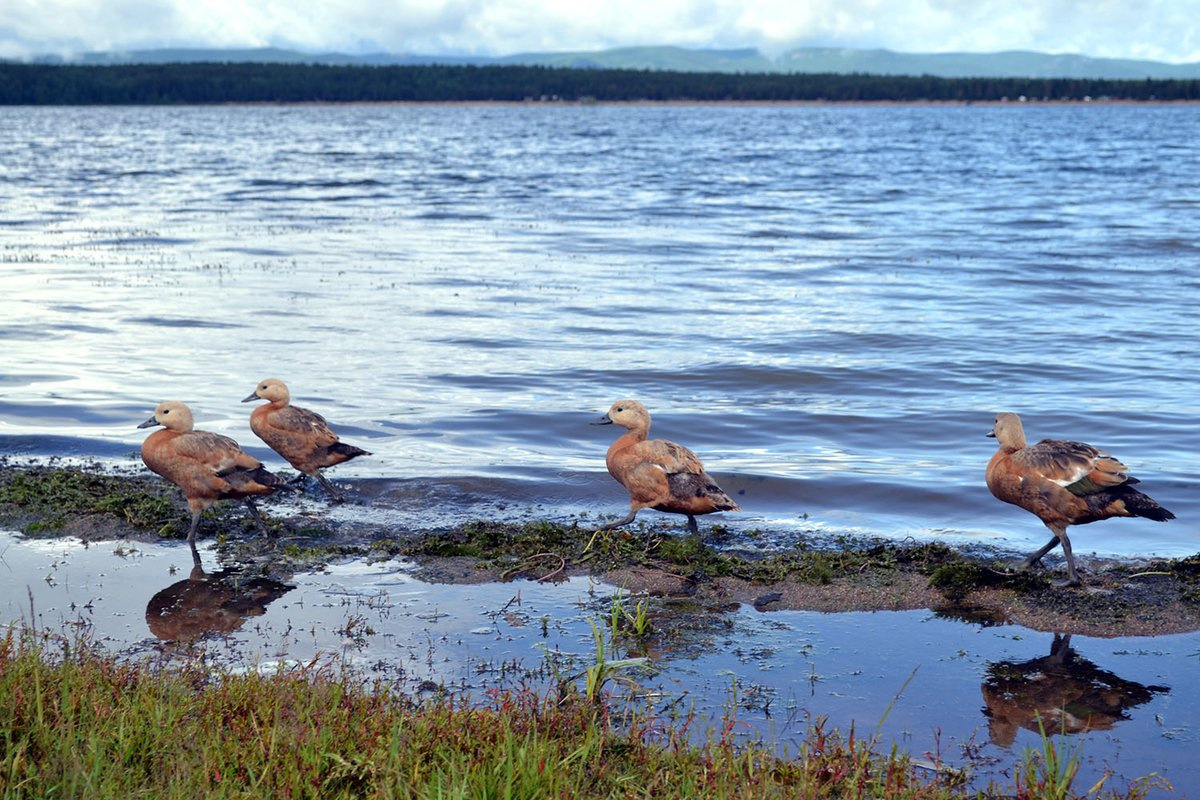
1022,535 -> 1062,569
1057,530 -> 1081,586
314,471 -> 344,503
188,540 -> 202,567
186,509 -> 203,543
584,509 -> 641,552
686,515 -> 699,535
595,509 -> 639,532
243,499 -> 274,538
1024,525 -> 1080,586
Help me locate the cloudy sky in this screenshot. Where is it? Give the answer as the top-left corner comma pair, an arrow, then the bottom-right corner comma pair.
3,0 -> 1199,64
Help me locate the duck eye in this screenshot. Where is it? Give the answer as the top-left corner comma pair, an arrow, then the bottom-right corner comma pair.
162,409 -> 170,415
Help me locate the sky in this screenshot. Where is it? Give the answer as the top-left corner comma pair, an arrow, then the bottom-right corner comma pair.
2,0 -> 1199,64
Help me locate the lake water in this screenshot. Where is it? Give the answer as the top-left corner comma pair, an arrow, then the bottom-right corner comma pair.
2,103 -> 1197,560
1,103 -> 1198,794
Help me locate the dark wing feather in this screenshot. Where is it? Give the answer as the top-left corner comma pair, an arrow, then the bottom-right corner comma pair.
1014,439 -> 1130,496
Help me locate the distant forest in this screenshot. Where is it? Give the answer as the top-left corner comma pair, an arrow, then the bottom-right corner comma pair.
2,62 -> 1199,104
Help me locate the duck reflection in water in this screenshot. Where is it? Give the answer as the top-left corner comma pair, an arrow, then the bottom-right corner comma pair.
145,565 -> 293,642
981,634 -> 1168,747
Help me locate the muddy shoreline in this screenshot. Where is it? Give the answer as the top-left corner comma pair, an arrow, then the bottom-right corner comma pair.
2,460 -> 1198,639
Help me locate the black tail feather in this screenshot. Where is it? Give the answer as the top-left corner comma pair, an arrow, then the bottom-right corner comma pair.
1122,487 -> 1175,522
330,442 -> 371,459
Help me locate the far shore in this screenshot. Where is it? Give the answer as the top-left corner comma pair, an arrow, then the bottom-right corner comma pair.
223,98 -> 1200,108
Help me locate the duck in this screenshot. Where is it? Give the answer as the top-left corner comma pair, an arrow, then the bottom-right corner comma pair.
242,378 -> 371,502
986,412 -> 1175,585
591,399 -> 740,536
138,401 -> 287,555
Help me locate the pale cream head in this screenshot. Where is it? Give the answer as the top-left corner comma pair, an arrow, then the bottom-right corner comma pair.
604,399 -> 650,431
247,378 -> 290,405
990,412 -> 1027,450
144,401 -> 195,432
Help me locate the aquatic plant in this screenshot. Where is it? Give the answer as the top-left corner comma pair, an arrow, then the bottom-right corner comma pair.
608,588 -> 652,639
1013,716 -> 1171,799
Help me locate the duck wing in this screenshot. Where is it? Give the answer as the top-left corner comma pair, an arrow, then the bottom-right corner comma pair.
1014,439 -> 1131,496
635,438 -> 707,475
633,439 -> 740,512
264,405 -> 340,448
174,431 -> 262,475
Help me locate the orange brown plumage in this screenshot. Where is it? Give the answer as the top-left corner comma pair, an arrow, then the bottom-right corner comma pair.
985,412 -> 1174,585
138,401 -> 286,551
242,378 -> 371,501
591,399 -> 740,535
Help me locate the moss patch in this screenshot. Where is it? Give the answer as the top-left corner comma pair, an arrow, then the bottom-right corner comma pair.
929,561 -> 1050,602
0,463 -> 185,538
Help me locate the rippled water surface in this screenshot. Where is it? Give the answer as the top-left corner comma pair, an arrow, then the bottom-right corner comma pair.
3,103 -> 1197,558
2,104 -> 1200,795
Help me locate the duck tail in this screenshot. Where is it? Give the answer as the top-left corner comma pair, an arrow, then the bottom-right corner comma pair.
1124,489 -> 1175,522
227,466 -> 294,495
330,442 -> 372,460
713,492 -> 741,513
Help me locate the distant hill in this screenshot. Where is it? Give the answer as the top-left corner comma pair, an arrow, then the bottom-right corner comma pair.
775,47 -> 1200,79
492,46 -> 777,73
23,44 -> 1200,80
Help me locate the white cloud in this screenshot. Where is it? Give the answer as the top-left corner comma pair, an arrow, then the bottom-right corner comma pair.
1,0 -> 1198,63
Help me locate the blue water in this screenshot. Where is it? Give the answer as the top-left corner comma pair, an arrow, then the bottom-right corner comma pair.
2,103 -> 1198,562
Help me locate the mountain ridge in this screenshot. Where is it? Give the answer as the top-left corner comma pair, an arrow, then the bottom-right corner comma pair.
19,44 -> 1200,80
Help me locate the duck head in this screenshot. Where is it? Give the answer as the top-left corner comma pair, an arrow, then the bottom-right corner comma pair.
138,400 -> 195,433
592,399 -> 650,431
988,412 -> 1027,450
243,378 -> 290,405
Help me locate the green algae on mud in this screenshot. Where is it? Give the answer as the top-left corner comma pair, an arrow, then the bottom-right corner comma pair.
0,460 -> 184,538
2,462 -> 1199,637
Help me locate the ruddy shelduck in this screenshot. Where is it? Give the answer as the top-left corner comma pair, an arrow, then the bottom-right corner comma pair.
242,378 -> 371,502
986,412 -> 1174,585
139,401 -> 286,550
592,399 -> 740,536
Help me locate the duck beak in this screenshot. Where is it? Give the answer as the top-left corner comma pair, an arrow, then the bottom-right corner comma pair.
241,391 -> 260,403
137,415 -> 161,429
986,431 -> 996,438
590,412 -> 613,426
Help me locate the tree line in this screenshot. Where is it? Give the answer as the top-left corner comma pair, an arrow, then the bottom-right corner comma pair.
2,62 -> 1199,104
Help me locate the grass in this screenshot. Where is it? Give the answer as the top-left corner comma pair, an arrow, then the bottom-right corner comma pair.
0,625 -> 1170,800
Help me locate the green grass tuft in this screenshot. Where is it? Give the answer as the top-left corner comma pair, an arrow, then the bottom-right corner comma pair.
0,624 -> 1166,800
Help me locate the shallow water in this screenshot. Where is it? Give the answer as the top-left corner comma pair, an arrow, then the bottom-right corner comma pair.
1,529 -> 1195,794
2,104 -> 1197,560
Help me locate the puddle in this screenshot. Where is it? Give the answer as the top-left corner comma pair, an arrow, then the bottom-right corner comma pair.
1,528 -> 1195,795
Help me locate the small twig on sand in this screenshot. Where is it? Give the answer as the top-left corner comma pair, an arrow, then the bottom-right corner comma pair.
501,552 -> 567,583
